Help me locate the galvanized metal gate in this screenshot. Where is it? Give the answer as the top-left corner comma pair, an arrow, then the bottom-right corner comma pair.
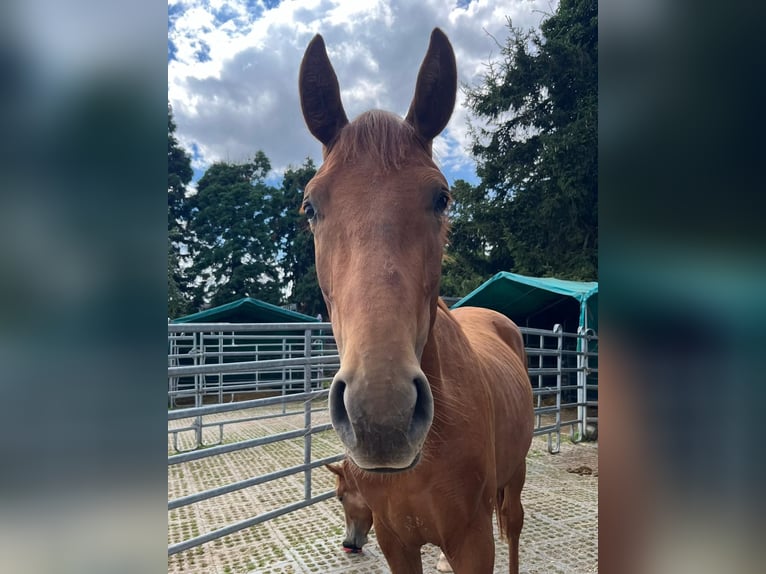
167,321 -> 598,557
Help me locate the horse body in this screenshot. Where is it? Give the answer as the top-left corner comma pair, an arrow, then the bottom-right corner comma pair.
328,306 -> 533,571
300,29 -> 533,573
451,306 -> 533,491
345,304 -> 532,572
450,307 -> 533,573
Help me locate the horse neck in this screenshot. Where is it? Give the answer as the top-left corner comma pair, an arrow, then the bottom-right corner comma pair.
420,302 -> 499,472
420,300 -> 471,404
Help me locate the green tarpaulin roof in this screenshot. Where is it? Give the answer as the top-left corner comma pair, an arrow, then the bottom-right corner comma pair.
450,272 -> 598,333
172,297 -> 319,324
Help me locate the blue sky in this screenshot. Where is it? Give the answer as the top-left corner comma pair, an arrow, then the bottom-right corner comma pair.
168,0 -> 557,187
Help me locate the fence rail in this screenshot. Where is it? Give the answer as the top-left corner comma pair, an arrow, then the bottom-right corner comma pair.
167,320 -> 597,557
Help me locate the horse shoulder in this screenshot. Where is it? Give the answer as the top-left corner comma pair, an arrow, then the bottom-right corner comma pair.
449,307 -> 524,363
448,306 -> 533,423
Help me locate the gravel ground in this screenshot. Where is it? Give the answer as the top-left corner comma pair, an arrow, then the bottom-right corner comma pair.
168,402 -> 597,573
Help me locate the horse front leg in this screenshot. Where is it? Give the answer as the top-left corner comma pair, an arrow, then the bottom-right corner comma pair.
441,513 -> 495,574
374,520 -> 423,574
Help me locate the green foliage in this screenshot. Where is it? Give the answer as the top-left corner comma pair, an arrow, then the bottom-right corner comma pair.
464,0 -> 598,280
168,103 -> 193,233
186,152 -> 282,308
169,2 -> 597,313
168,238 -> 187,319
168,103 -> 193,317
441,179 -> 493,297
275,159 -> 327,317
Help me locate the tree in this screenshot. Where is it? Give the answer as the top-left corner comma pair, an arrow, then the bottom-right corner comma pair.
441,179 -> 493,297
168,238 -> 187,319
465,0 -> 597,280
168,103 -> 193,317
186,152 -> 282,308
274,158 -> 327,317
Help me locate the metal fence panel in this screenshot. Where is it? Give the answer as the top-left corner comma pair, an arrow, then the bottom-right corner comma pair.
167,321 -> 598,556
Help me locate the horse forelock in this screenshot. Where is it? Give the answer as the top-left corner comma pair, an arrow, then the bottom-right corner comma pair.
327,110 -> 430,172
318,109 -> 450,242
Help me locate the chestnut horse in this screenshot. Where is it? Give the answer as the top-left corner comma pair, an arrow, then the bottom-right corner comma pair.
326,460 -> 373,554
300,29 -> 534,573
327,460 -> 454,570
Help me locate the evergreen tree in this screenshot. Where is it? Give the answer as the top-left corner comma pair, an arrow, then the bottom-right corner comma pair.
465,0 -> 597,280
274,158 -> 326,317
168,103 -> 193,317
441,179 -> 493,297
187,152 -> 282,308
168,238 -> 187,319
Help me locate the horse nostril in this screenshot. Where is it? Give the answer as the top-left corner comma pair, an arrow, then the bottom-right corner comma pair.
329,379 -> 348,422
410,374 -> 434,435
329,378 -> 356,447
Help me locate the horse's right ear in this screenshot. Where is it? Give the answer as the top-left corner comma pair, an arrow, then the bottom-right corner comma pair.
325,463 -> 344,477
299,34 -> 349,148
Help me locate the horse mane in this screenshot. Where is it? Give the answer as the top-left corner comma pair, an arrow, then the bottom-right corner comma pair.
329,110 -> 424,172
436,298 -> 462,328
436,298 -> 452,316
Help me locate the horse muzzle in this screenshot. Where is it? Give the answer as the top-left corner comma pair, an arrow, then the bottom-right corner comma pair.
342,526 -> 368,553
329,368 -> 434,471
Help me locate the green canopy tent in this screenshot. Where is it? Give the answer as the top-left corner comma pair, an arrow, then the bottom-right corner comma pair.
450,272 -> 598,334
170,299 -> 320,403
172,297 -> 319,324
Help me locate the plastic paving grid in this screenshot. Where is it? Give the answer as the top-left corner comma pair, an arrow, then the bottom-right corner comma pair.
168,404 -> 598,573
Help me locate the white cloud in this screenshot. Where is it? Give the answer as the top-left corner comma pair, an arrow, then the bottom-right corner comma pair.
168,0 -> 558,182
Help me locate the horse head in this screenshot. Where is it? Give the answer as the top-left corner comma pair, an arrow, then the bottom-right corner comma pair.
326,462 -> 373,552
300,29 -> 457,471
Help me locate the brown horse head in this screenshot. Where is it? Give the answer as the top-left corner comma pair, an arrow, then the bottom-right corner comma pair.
326,462 -> 373,552
300,29 -> 457,471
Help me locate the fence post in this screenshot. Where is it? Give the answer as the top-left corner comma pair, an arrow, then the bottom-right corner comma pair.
576,326 -> 586,442
303,328 -> 313,501
281,336 -> 287,414
218,331 -> 224,404
194,331 -> 203,449
549,324 -> 563,454
536,333 -> 543,429
169,331 -> 177,409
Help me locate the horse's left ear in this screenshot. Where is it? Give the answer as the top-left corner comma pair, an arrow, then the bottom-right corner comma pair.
405,28 -> 457,143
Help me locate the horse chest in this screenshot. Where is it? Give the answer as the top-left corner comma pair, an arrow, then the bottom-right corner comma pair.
379,505 -> 438,545
363,472 -> 490,546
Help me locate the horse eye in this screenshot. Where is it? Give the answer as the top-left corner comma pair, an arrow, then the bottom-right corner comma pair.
302,201 -> 316,221
338,495 -> 344,502
434,190 -> 450,215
